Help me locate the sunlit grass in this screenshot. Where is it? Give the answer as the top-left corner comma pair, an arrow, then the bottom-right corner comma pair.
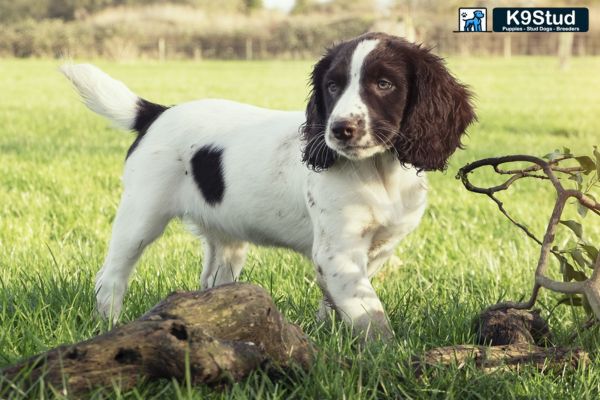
1,57 -> 599,399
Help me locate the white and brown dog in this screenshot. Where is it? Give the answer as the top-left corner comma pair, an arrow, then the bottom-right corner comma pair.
62,32 -> 475,340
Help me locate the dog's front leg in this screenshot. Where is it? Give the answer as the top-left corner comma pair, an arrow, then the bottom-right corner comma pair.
313,246 -> 394,341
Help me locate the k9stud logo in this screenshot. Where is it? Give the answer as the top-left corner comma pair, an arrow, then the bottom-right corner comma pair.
457,8 -> 489,32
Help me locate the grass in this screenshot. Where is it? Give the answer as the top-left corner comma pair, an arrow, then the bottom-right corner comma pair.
1,56 -> 600,399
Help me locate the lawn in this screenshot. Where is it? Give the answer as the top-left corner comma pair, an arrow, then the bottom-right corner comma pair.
1,56 -> 599,399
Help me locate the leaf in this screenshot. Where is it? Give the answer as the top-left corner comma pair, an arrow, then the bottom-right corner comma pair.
569,172 -> 583,184
569,172 -> 583,191
581,244 -> 599,265
577,202 -> 588,217
574,270 -> 588,281
560,257 -> 570,281
543,149 -> 564,161
575,156 -> 596,175
560,220 -> 583,239
563,262 -> 587,282
570,249 -> 590,269
578,194 -> 597,218
594,145 -> 600,176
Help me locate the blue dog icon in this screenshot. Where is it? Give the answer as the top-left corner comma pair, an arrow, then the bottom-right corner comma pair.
463,10 -> 485,31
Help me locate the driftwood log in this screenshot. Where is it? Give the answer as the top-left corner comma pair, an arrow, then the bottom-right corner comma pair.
412,307 -> 589,378
412,343 -> 590,378
1,283 -> 315,396
473,308 -> 552,346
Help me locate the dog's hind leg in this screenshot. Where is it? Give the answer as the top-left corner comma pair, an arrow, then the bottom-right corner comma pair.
95,189 -> 173,322
200,237 -> 248,289
95,152 -> 181,322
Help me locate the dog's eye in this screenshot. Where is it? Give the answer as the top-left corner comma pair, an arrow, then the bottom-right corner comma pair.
377,79 -> 394,91
327,81 -> 338,94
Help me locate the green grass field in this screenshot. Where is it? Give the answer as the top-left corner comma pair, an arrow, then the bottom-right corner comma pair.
1,57 -> 600,399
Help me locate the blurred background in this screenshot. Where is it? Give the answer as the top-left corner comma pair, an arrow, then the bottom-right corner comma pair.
0,0 -> 598,61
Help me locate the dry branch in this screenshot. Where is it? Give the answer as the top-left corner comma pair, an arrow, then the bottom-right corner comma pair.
1,283 -> 315,396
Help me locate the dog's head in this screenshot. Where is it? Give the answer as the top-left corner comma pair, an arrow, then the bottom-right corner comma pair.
302,32 -> 475,172
473,10 -> 485,18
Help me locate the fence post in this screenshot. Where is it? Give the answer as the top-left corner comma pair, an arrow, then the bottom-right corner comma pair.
558,32 -> 574,70
158,38 -> 166,61
194,42 -> 203,60
575,36 -> 586,56
245,38 -> 253,60
503,35 -> 512,59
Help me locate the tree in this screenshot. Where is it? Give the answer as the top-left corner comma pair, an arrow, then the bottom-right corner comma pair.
244,0 -> 263,13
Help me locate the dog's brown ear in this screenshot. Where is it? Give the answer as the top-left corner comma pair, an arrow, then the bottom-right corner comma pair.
301,52 -> 337,171
394,43 -> 476,171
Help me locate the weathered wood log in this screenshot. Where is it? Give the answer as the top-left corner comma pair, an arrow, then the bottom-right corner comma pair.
1,283 -> 315,396
412,344 -> 589,378
473,308 -> 553,346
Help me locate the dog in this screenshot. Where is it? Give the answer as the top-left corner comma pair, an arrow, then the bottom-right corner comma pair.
463,10 -> 485,32
61,32 -> 474,340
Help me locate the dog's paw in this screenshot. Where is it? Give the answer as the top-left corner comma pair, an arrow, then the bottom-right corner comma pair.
354,311 -> 395,343
316,300 -> 335,322
95,275 -> 125,323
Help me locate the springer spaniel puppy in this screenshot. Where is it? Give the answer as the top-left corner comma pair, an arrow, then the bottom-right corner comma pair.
62,32 -> 474,340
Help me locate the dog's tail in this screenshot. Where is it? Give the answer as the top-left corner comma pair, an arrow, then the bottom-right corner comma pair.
60,63 -> 168,134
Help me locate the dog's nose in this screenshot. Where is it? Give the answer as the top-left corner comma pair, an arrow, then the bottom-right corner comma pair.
331,119 -> 360,141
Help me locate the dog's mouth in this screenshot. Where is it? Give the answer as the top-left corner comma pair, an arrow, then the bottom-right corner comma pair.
331,142 -> 386,161
341,144 -> 371,150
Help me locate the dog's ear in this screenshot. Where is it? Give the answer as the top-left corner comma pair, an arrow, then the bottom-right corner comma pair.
394,43 -> 476,171
301,52 -> 338,171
